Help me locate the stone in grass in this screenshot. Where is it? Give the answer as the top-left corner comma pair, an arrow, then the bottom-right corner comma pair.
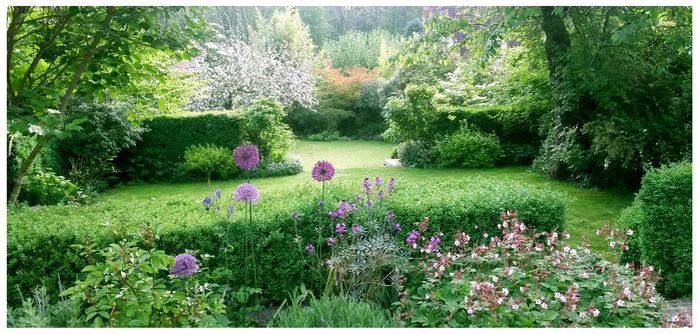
384,159 -> 403,167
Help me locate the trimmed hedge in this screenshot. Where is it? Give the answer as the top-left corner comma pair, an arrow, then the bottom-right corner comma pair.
7,178 -> 566,307
636,162 -> 692,298
115,111 -> 246,181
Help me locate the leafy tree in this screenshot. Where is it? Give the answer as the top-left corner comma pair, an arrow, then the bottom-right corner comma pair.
6,6 -> 208,203
322,29 -> 403,69
252,7 -> 315,62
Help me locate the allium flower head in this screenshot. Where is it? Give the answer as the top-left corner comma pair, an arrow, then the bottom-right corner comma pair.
312,160 -> 335,182
233,183 -> 260,203
170,253 -> 199,277
233,144 -> 260,170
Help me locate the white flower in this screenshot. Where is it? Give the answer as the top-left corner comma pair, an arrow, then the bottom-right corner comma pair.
609,241 -> 616,249
572,282 -> 579,289
592,308 -> 600,317
570,249 -> 578,256
541,302 -> 548,309
584,248 -> 591,255
649,297 -> 657,304
579,312 -> 587,318
623,287 -> 632,298
627,229 -> 634,236
563,246 -> 571,253
28,124 -> 44,135
47,108 -> 60,114
583,272 -> 590,279
497,298 -> 504,305
467,307 -> 474,314
502,288 -> 509,296
519,286 -> 526,293
491,276 -> 499,283
616,299 -> 625,307
535,298 -> 542,305
455,240 -> 461,246
483,233 -> 489,238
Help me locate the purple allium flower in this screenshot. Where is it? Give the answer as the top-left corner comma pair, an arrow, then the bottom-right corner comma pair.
362,178 -> 372,194
312,160 -> 335,182
377,190 -> 385,201
336,222 -> 347,234
227,204 -> 235,215
406,230 -> 420,248
326,237 -> 337,246
354,194 -> 363,202
202,196 -> 212,206
233,183 -> 259,203
375,176 -> 383,187
392,223 -> 401,231
305,243 -> 314,253
170,253 -> 199,277
387,178 -> 396,193
233,144 -> 260,170
213,189 -> 223,200
364,199 -> 373,208
352,224 -> 363,234
385,211 -> 395,221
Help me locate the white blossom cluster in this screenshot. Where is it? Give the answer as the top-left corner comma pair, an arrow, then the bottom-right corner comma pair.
186,34 -> 317,111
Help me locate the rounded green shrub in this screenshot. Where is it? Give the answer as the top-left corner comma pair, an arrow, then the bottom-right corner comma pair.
433,128 -> 502,168
396,140 -> 433,168
269,295 -> 393,327
614,202 -> 644,265
637,162 -> 692,298
183,144 -> 236,181
18,171 -> 83,206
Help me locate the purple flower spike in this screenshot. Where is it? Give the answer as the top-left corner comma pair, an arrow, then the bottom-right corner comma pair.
336,223 -> 347,234
362,178 -> 372,194
352,224 -> 363,234
354,194 -> 363,202
377,190 -> 385,201
385,211 -> 395,221
233,183 -> 259,203
233,144 -> 260,170
387,178 -> 396,193
305,243 -> 314,253
375,176 -> 383,187
406,230 -> 420,248
312,160 -> 335,182
364,199 -> 373,208
170,253 -> 199,277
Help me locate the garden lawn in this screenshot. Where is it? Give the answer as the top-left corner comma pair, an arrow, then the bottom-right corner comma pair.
97,140 -> 633,254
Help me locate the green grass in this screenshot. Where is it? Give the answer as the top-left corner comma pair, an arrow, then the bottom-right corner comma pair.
96,140 -> 634,254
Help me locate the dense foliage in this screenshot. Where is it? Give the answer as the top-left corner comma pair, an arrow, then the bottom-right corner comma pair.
433,128 -> 502,168
270,295 -> 394,327
183,144 -> 237,181
635,163 -> 692,298
322,29 -> 403,69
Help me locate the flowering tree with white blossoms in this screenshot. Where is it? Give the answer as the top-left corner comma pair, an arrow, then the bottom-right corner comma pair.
187,35 -> 317,111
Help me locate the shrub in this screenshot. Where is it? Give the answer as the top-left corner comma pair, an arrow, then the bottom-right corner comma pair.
7,285 -> 86,328
7,134 -> 61,197
247,156 -> 303,179
269,295 -> 394,327
241,97 -> 294,162
396,140 -> 433,168
183,144 -> 236,181
396,211 -> 666,327
62,237 -> 230,327
56,100 -> 144,191
636,162 -> 692,298
614,202 -> 644,265
307,131 -> 350,142
18,171 -> 86,206
433,127 -> 502,168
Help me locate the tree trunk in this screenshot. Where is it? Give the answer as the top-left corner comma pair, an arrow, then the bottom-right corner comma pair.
540,7 -> 574,179
9,136 -> 50,204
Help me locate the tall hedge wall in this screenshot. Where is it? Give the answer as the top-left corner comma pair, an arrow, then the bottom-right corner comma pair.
114,111 -> 245,180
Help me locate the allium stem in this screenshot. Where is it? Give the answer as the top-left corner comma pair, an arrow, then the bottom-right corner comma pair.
321,180 -> 326,206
